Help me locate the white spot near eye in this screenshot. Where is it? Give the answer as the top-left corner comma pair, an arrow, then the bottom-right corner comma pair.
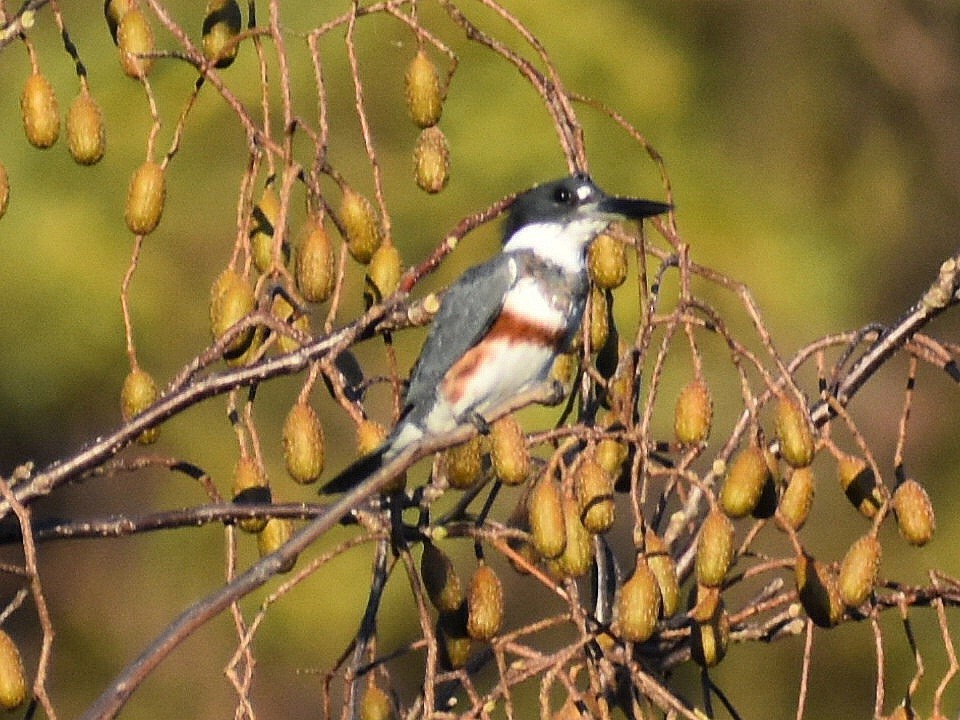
576,184 -> 592,201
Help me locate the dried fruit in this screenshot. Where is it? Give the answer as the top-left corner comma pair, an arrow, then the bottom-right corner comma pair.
466,564 -> 503,641
271,294 -> 310,353
588,286 -> 608,351
779,466 -> 815,530
720,445 -> 772,518
795,553 -> 843,627
209,268 -> 256,360
104,0 -> 135,43
528,475 -> 566,560
404,49 -> 442,128
443,435 -> 484,489
120,368 -> 159,444
125,160 -> 165,235
775,395 -> 816,468
356,419 -> 405,493
118,6 -> 155,78
0,162 -> 8,220
690,600 -> 730,667
595,437 -> 627,476
250,186 -> 281,273
615,558 -> 661,643
202,0 -> 242,69
838,533 -> 881,607
892,479 -> 935,547
67,89 -> 105,164
674,378 -> 712,444
0,630 -> 26,711
365,244 -> 403,304
575,455 -> 615,534
257,517 -> 296,572
837,453 -> 883,518
437,605 -> 471,669
282,402 -> 324,484
339,188 -> 382,264
413,125 -> 450,193
421,542 -> 463,614
21,72 -> 60,149
645,528 -> 680,617
360,682 -> 393,720
588,233 -> 628,289
296,217 -> 335,302
696,508 -> 734,587
547,496 -> 592,579
489,415 -> 529,486
231,456 -> 269,533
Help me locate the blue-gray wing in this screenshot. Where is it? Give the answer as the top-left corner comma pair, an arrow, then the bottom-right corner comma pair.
403,253 -> 518,414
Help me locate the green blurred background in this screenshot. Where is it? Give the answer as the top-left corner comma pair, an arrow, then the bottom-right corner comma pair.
0,1 -> 959,717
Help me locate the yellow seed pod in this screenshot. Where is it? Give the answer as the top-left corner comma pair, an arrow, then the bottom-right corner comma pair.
270,294 -> 310,353
442,435 -> 484,490
421,542 -> 463,614
413,125 -> 450,194
674,378 -> 712,444
404,49 -> 442,128
282,402 -> 324,484
615,557 -> 661,643
365,244 -> 403,304
202,0 -> 242,69
0,630 -> 26,711
720,445 -> 771,518
892,479 -> 935,547
67,89 -> 105,165
210,268 -> 256,359
691,601 -> 730,668
795,553 -> 843,628
257,517 -> 296,572
775,396 -> 816,468
125,160 -> 165,235
231,456 -> 269,533
529,475 -> 566,560
489,415 -> 529,486
339,188 -> 382,264
250,187 -> 282,273
466,563 -> 503,641
588,233 -> 628,289
645,528 -> 680,617
121,368 -> 160,444
696,508 -> 734,587
588,286 -> 608,351
837,453 -> 883,518
437,606 -> 471,669
595,437 -> 628,476
104,0 -> 135,43
360,682 -> 393,720
21,73 -> 60,149
575,456 -> 615,534
550,352 -> 576,385
296,218 -> 335,303
356,420 -> 405,493
779,466 -> 815,530
839,532 -> 881,608
548,496 -> 592,579
118,6 -> 155,79
0,162 -> 8,220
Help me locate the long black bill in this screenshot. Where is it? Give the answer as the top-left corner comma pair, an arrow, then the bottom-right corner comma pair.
598,196 -> 671,220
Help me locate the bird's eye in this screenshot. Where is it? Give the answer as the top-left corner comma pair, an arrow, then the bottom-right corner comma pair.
553,186 -> 572,204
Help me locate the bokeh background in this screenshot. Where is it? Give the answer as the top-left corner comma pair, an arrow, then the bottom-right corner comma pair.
0,1 -> 959,717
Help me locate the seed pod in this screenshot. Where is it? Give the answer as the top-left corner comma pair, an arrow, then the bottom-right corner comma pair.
0,162 -> 8,219
210,268 -> 256,360
282,402 -> 324,484
250,187 -> 281,273
615,557 -> 661,643
892,479 -> 935,547
421,542 -> 463,614
596,437 -> 627,476
645,528 -> 680,617
437,604 -> 471,669
588,233 -> 628,289
231,456 -> 269,533
839,533 -> 881,608
339,188 -> 382,264
257,517 -> 296,572
775,395 -> 815,468
674,378 -> 712,444
118,7 -> 155,79
575,456 -> 615,534
404,49 -> 442,128
356,420 -> 405,493
360,682 -> 393,720
691,601 -> 730,668
202,0 -> 242,69
0,630 -> 26,711
548,496 -> 592,579
720,445 -> 771,518
413,125 -> 450,193
488,416 -> 529,486
104,0 -> 135,43
365,244 -> 403,305
67,89 -> 105,165
443,436 -> 484,490
466,563 -> 503,641
588,286 -> 608,351
21,73 -> 60,149
296,218 -> 335,302
271,294 -> 310,353
696,508 -> 734,587
837,453 -> 883,518
121,368 -> 160,444
125,160 -> 165,234
779,466 -> 815,530
550,352 -> 576,385
795,553 -> 843,628
529,475 -> 566,560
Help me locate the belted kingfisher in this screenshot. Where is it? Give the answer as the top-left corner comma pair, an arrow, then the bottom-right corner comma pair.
320,173 -> 669,494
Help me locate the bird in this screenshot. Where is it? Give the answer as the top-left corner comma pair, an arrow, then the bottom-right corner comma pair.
320,172 -> 670,494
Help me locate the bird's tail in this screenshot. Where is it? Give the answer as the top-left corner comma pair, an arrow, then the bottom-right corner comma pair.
318,445 -> 388,494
